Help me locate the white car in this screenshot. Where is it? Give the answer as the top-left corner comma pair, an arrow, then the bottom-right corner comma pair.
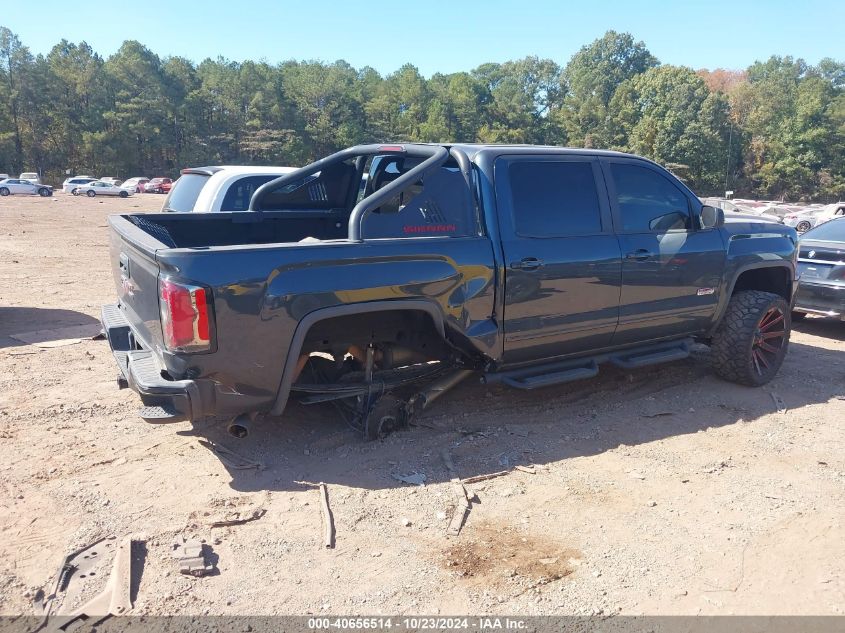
784,202 -> 845,232
73,180 -> 133,198
62,176 -> 97,194
100,177 -> 122,186
121,177 -> 151,193
19,172 -> 41,184
161,165 -> 297,212
0,178 -> 53,196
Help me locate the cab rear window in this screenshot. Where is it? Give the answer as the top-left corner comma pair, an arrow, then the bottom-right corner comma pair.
221,175 -> 285,211
162,174 -> 209,212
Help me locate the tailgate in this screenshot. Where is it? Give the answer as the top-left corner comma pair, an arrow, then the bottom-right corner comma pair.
108,215 -> 166,350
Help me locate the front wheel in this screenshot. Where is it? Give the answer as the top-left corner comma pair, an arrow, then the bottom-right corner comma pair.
156,187 -> 163,194
87,190 -> 96,197
0,187 -> 9,196
796,220 -> 812,232
711,290 -> 790,386
119,190 -> 128,198
38,188 -> 50,197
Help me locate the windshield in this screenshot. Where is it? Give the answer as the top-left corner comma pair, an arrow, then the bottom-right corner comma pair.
162,174 -> 209,212
802,217 -> 845,242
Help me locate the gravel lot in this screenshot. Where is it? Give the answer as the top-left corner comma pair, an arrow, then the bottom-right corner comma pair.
1,194 -> 844,616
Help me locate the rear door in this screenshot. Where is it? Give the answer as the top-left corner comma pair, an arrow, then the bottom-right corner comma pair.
495,154 -> 622,364
603,159 -> 726,344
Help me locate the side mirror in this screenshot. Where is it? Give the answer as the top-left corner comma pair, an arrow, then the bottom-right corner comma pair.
700,205 -> 725,229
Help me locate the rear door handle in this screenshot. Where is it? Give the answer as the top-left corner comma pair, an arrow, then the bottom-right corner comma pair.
510,257 -> 543,271
625,249 -> 654,261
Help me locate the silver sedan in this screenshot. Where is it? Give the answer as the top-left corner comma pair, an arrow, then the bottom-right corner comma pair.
0,178 -> 53,197
73,181 -> 133,198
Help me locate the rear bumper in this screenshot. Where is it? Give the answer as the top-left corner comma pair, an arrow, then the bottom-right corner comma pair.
794,280 -> 845,319
101,304 -> 201,422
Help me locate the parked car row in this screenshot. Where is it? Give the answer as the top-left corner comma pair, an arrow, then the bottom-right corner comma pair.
58,175 -> 175,196
702,197 -> 845,233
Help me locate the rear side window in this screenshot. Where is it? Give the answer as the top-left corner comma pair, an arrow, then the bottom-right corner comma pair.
221,175 -> 285,211
162,174 -> 209,212
611,163 -> 691,232
508,161 -> 602,237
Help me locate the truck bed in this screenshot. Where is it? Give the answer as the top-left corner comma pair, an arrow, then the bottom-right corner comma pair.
126,210 -> 349,248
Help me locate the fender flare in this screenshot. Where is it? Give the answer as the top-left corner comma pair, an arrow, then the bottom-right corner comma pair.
708,261 -> 796,336
269,300 -> 446,415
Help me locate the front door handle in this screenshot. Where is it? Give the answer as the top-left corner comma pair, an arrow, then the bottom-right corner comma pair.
625,249 -> 654,261
510,257 -> 543,271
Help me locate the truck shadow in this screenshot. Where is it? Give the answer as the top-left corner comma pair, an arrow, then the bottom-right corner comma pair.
793,316 -> 845,342
186,338 -> 844,494
0,306 -> 101,348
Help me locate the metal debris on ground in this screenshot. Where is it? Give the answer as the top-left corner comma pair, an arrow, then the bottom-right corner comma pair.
462,470 -> 510,484
39,535 -> 140,631
209,507 -> 267,528
514,465 -> 536,474
319,483 -> 335,548
35,537 -> 110,619
447,482 -> 471,537
770,392 -> 787,414
172,537 -> 215,577
198,439 -> 263,470
392,472 -> 427,486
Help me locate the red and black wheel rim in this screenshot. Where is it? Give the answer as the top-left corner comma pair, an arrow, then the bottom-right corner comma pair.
752,307 -> 786,376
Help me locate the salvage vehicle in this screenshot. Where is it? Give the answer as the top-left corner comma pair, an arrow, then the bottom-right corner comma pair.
101,143 -> 798,438
0,178 -> 53,197
161,165 -> 297,212
791,216 -> 845,321
783,202 -> 845,233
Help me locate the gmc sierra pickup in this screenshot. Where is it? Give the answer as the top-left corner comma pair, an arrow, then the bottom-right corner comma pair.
101,143 -> 798,438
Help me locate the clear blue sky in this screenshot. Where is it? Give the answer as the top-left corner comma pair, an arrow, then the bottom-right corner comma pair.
3,0 -> 843,76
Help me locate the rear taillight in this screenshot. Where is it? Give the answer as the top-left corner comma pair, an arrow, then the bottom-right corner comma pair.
159,278 -> 213,352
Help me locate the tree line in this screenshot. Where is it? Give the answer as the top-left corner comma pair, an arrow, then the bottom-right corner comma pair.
1,27 -> 843,200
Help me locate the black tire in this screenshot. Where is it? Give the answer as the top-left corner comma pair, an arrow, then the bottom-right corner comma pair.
71,188 -> 78,196
119,190 -> 128,198
0,187 -> 9,196
711,290 -> 790,386
790,310 -> 807,322
156,187 -> 163,194
38,187 -> 49,197
87,190 -> 96,197
796,220 -> 812,232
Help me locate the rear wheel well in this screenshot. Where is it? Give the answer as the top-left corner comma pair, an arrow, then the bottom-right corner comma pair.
300,309 -> 452,368
731,266 -> 791,302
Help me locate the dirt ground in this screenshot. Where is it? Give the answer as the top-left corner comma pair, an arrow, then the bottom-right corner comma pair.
1,193 -> 844,617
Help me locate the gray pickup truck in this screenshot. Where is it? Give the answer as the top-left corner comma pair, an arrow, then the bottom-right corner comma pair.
101,143 -> 798,438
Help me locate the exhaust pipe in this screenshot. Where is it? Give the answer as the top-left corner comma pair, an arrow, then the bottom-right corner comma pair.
227,414 -> 251,439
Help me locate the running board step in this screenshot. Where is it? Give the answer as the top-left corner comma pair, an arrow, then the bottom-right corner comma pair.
493,360 -> 599,391
138,404 -> 186,423
609,340 -> 691,370
484,338 -> 694,391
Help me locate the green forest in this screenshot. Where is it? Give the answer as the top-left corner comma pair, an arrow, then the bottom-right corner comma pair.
1,27 -> 843,200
